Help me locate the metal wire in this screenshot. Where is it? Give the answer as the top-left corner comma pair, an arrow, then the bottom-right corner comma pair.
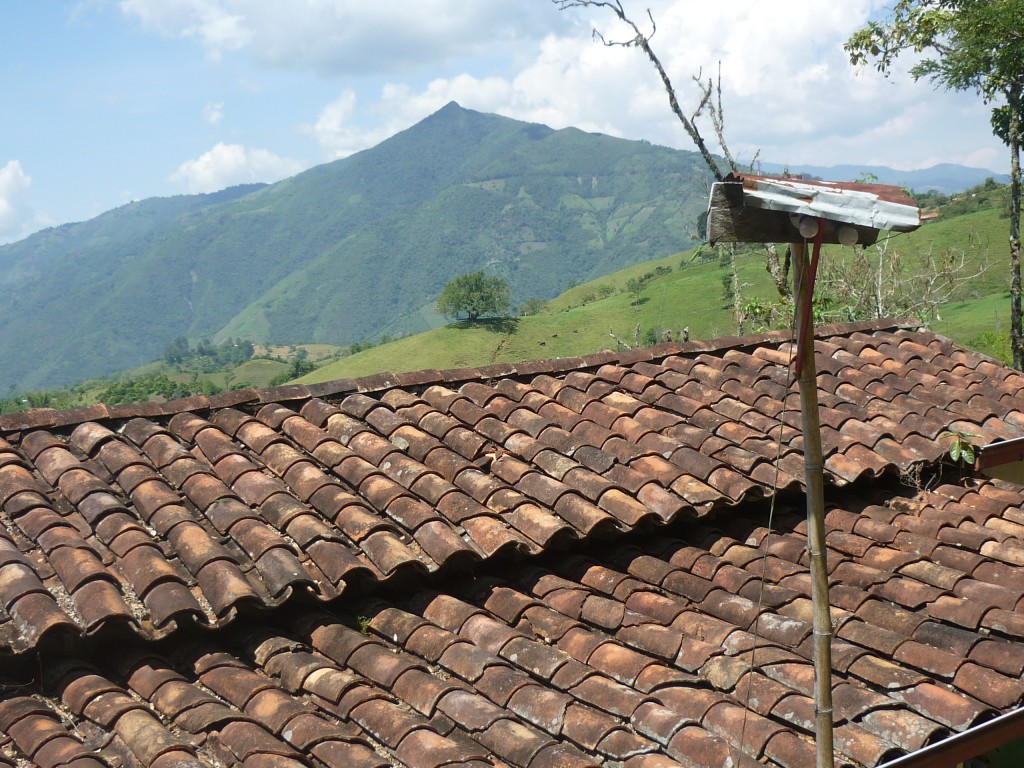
737,251 -> 803,758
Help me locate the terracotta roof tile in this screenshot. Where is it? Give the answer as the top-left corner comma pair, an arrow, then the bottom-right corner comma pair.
5,322 -> 1024,766
953,662 -> 1024,709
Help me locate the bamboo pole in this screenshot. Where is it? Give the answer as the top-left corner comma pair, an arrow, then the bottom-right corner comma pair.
792,240 -> 835,768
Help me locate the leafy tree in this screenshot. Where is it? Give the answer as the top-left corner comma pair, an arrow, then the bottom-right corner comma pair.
624,267 -> 671,305
97,372 -> 221,405
348,339 -> 376,355
270,355 -> 317,386
195,339 -> 216,359
720,271 -> 735,302
437,271 -> 511,321
625,277 -> 647,304
969,328 -> 1012,364
235,339 -> 256,361
163,336 -> 190,365
846,0 -> 1023,366
519,297 -> 548,316
161,336 -> 256,371
25,391 -> 53,409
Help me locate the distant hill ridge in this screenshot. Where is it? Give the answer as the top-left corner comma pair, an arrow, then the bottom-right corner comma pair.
0,102 -> 1005,392
759,161 -> 1008,194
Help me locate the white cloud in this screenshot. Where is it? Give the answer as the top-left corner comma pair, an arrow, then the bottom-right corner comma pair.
202,101 -> 224,124
303,89 -> 385,159
303,35 -> 647,163
0,161 -> 51,245
123,0 -> 1005,177
120,0 -> 560,73
119,0 -> 250,59
375,0 -> 999,173
170,143 -> 306,193
513,0 -> 964,169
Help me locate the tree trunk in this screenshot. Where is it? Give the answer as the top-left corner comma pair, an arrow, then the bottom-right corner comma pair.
1009,88 -> 1023,370
763,243 -> 792,299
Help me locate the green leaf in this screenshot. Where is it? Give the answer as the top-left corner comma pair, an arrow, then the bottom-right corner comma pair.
962,444 -> 976,464
949,441 -> 961,462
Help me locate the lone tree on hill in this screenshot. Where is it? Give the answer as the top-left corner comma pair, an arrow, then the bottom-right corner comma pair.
846,0 -> 1023,367
437,271 -> 511,321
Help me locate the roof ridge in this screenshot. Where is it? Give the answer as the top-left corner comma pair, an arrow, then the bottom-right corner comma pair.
0,318 -> 917,434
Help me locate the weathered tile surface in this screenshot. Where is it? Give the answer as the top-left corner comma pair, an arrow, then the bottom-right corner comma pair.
1,320 -> 1024,767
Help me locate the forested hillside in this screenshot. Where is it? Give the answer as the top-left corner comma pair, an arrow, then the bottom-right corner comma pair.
301,185 -> 1011,385
0,103 -> 712,392
1,101 -> 1007,394
1,179 -> 1009,415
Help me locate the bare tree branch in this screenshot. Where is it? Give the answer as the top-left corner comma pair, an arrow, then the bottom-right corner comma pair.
609,324 -> 642,350
763,243 -> 791,299
555,0 -> 797,307
818,235 -> 988,325
707,62 -> 736,172
554,0 -> 725,180
726,244 -> 746,334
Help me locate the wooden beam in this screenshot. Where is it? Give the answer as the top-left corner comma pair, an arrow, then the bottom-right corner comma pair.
707,199 -> 880,245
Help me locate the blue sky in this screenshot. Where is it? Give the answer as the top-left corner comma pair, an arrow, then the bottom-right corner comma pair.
0,1 -> 1008,244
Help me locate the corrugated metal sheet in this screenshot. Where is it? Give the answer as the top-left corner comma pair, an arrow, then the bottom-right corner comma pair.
734,172 -> 921,230
707,172 -> 921,244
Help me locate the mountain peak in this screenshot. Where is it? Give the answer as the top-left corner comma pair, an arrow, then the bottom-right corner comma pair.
407,101 -> 481,132
422,101 -> 473,123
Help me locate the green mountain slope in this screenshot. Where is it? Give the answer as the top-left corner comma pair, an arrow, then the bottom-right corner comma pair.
0,103 -> 713,392
0,185 -> 267,389
301,197 -> 1011,383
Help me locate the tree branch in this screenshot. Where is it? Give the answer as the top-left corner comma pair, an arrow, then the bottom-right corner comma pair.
554,0 -> 726,180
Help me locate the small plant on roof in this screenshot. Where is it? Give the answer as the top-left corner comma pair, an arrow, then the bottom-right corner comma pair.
940,429 -> 979,467
355,614 -> 372,634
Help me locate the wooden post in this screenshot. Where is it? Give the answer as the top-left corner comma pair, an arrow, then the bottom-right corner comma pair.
792,240 -> 835,768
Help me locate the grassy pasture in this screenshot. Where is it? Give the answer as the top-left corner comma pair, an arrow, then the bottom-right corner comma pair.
301,202 -> 1012,384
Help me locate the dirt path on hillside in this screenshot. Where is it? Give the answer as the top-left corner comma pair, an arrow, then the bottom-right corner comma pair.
491,334 -> 512,363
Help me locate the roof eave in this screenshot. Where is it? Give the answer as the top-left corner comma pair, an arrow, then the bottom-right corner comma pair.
878,707 -> 1024,768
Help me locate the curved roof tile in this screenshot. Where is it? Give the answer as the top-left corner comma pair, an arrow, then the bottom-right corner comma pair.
2,321 -> 1024,767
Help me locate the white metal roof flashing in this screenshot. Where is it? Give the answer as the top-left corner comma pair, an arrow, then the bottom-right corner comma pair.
737,175 -> 921,232
706,172 -> 922,245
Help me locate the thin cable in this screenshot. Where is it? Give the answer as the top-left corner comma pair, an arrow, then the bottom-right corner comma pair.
655,267 -> 669,343
738,241 -> 804,757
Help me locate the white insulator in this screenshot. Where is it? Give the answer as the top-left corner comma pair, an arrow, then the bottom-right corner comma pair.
838,225 -> 859,246
798,216 -> 819,239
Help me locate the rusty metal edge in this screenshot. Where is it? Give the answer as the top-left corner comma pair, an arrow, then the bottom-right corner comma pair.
976,435 -> 1024,471
877,707 -> 1024,768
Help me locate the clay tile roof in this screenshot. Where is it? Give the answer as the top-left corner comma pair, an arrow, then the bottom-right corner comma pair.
3,320 -> 1024,767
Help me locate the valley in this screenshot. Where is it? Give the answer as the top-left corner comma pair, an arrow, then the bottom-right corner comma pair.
3,178 -> 1011,414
